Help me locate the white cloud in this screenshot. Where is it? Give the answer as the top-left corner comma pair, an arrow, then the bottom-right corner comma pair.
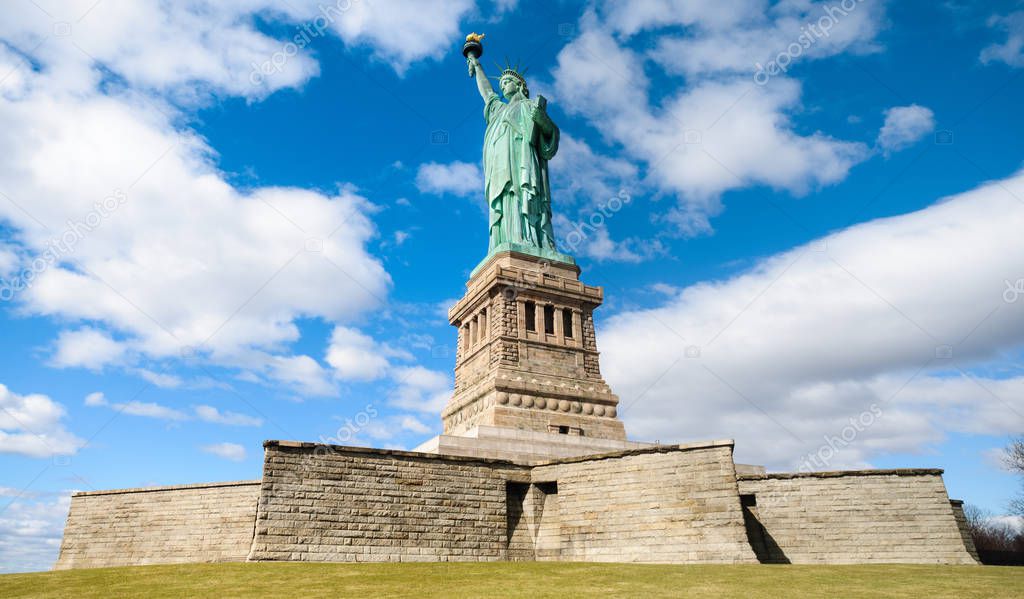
415,161 -> 483,198
435,298 -> 460,319
0,45 -> 30,100
554,136 -> 639,208
400,415 -> 433,434
325,326 -> 392,381
877,104 -> 935,155
601,170 -> 1024,470
134,369 -> 184,389
980,11 -> 1024,68
0,384 -> 82,458
0,1 -> 319,101
319,0 -> 476,74
550,7 -> 879,236
119,401 -> 189,421
555,219 -> 664,264
0,1 -> 478,99
0,10 -> 391,394
0,487 -> 37,498
83,391 -> 188,421
86,393 -> 261,426
650,282 -> 683,297
0,0 -> 511,405
0,244 -> 17,276
0,494 -> 70,573
599,0 -> 753,36
989,515 -> 1024,533
634,0 -> 884,78
194,405 -> 263,427
201,442 -> 246,461
390,366 -> 451,414
265,355 -> 336,397
50,328 -> 127,371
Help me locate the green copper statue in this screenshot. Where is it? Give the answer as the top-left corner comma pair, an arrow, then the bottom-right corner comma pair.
464,34 -> 574,272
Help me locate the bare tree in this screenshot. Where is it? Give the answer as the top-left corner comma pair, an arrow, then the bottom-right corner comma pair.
1008,437 -> 1024,516
965,503 -> 1023,555
963,503 -> 990,538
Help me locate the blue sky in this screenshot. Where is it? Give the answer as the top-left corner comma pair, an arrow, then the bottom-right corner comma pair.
1,0 -> 1024,572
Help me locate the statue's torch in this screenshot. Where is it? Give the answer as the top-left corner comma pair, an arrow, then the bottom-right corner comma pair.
463,32 -> 484,77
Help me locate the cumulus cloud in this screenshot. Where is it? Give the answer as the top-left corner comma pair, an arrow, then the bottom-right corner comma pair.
201,442 -> 246,461
553,218 -> 664,264
0,385 -> 82,458
0,0 -> 494,402
601,170 -> 1024,470
0,493 -> 70,573
325,326 -> 393,381
82,392 -> 188,421
415,161 -> 483,198
0,1 -> 477,102
85,393 -> 261,426
0,1 -> 319,102
877,104 -> 935,155
134,369 -> 184,389
0,5 -> 392,394
264,355 -> 336,397
194,405 -> 263,427
635,0 -> 885,78
390,366 -> 452,414
980,11 -> 1024,68
0,244 -> 17,276
554,136 -> 639,209
49,329 -> 127,371
315,0 -> 476,74
400,415 -> 433,434
550,4 -> 883,235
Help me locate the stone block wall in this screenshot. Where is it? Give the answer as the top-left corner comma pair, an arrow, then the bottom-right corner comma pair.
53,441 -> 980,569
737,470 -> 978,564
54,480 -> 260,570
528,442 -> 758,563
249,441 -> 528,562
950,499 -> 981,562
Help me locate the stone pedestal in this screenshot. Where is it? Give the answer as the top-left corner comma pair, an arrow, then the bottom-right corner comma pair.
442,251 -> 625,440
414,425 -> 651,464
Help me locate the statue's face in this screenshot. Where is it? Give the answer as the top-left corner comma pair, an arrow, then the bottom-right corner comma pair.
500,76 -> 519,98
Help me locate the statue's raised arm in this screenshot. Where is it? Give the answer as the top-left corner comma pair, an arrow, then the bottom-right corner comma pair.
464,33 -> 494,102
467,54 -> 493,102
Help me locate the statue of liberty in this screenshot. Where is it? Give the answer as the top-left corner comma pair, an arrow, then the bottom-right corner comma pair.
464,34 -> 573,270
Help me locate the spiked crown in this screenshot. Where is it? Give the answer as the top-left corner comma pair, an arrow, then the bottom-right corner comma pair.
494,59 -> 530,98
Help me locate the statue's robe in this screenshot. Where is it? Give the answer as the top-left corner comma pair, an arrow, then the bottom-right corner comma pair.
482,92 -> 559,252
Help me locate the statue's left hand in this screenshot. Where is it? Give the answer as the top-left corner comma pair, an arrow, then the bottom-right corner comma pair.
531,103 -> 551,131
530,103 -> 544,123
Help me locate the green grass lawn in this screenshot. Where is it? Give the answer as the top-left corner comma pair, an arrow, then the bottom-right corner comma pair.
1,562 -> 1021,598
